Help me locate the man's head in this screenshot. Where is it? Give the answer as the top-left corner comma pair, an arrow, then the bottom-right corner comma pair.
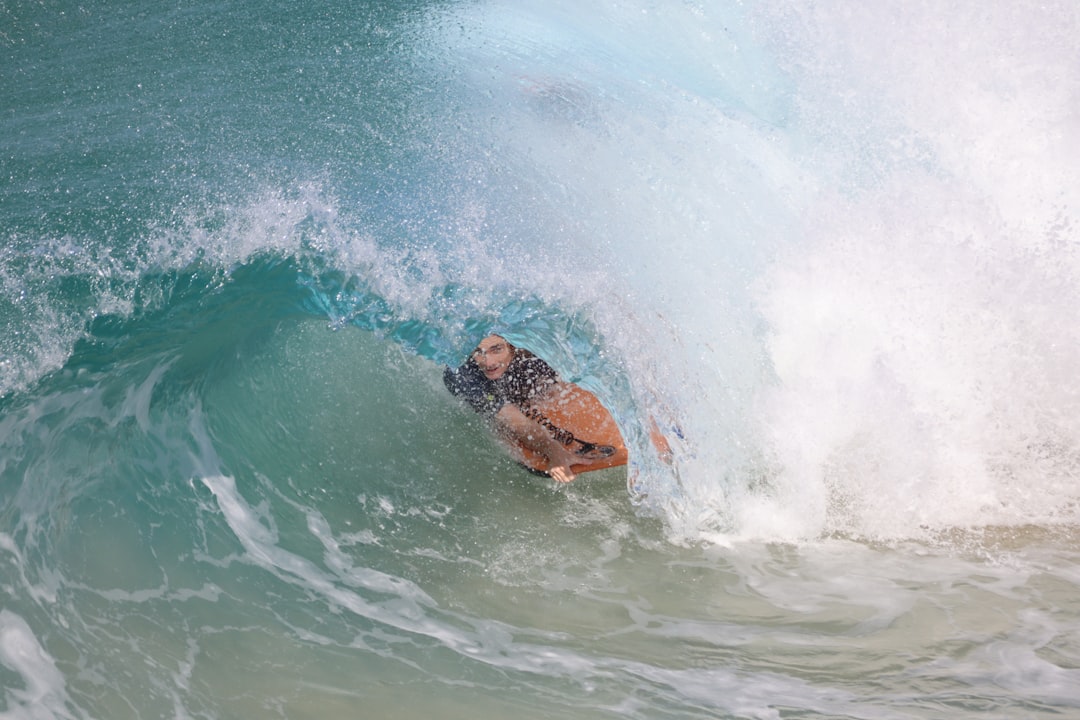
471,334 -> 514,380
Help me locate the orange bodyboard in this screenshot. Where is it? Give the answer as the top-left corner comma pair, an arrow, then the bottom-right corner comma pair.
510,382 -> 628,475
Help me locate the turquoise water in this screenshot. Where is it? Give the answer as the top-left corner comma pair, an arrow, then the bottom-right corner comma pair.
3,1 -> 1080,718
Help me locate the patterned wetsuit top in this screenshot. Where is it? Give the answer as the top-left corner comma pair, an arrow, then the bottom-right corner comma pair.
443,349 -> 558,418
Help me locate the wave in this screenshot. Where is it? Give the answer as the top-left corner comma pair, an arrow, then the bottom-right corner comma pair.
3,0 -> 1080,545
4,3 -> 1080,717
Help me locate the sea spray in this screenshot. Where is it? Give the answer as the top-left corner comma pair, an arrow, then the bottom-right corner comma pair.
746,0 -> 1080,539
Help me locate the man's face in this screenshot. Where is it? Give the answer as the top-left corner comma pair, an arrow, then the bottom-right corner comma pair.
472,335 -> 512,380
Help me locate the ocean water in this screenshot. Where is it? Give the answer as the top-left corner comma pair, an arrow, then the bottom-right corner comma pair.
3,0 -> 1079,718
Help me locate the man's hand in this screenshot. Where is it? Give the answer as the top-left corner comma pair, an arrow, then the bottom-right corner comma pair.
547,461 -> 577,484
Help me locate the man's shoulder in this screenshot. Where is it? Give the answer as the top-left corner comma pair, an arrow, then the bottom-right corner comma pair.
444,361 -> 487,395
502,352 -> 557,401
509,351 -> 557,379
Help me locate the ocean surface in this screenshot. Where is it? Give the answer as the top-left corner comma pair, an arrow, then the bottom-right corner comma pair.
3,1 -> 1079,718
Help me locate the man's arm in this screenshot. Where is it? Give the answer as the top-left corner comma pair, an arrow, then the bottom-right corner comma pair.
492,404 -> 587,483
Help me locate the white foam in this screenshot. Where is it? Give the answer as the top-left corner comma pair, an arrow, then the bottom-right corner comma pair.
0,610 -> 76,720
200,474 -> 486,653
743,1 -> 1080,539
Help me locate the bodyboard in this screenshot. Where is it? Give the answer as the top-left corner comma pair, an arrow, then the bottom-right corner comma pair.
510,382 -> 629,475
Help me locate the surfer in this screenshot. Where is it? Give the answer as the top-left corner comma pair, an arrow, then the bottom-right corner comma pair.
443,334 -> 608,483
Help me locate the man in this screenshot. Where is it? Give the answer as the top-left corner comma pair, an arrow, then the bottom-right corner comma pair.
443,334 -> 605,483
